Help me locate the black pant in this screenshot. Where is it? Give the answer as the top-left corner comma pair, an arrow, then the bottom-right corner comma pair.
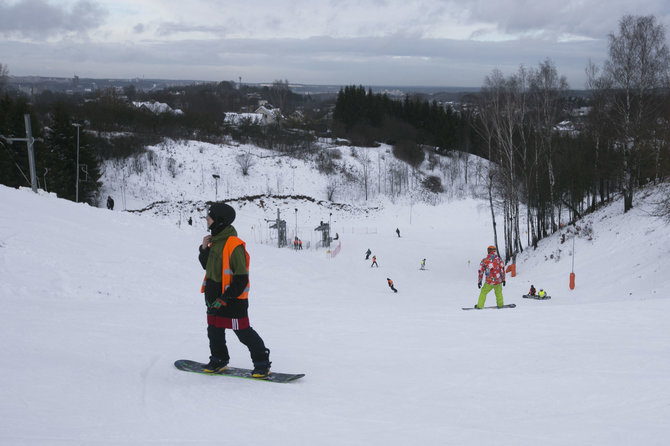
208,326 -> 268,364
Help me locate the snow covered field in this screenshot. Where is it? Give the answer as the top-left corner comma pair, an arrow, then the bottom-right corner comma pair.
1,140 -> 670,445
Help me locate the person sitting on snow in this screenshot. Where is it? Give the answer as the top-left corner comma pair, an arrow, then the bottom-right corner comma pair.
538,289 -> 547,299
529,285 -> 536,296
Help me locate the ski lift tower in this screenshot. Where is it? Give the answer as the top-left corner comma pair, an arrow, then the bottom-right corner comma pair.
314,220 -> 331,248
267,209 -> 287,248
1,114 -> 37,193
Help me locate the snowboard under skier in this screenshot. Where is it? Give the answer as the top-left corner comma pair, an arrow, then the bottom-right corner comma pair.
475,245 -> 506,309
198,202 -> 271,378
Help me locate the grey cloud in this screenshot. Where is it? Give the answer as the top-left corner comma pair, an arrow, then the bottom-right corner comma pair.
0,0 -> 107,38
2,33 -> 605,87
461,0 -> 670,39
156,21 -> 228,37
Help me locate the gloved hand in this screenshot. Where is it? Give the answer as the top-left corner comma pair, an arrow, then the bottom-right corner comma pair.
478,282 -> 482,289
503,281 -> 506,287
209,296 -> 228,309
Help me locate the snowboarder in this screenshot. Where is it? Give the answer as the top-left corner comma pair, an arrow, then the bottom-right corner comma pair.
198,202 -> 271,378
396,228 -> 401,237
387,278 -> 397,293
371,255 -> 378,267
365,248 -> 372,260
475,245 -> 506,309
529,285 -> 536,296
420,259 -> 426,270
106,195 -> 114,210
538,289 -> 547,298
188,216 -> 193,226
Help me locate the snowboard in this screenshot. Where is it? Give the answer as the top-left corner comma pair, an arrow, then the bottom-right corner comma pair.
522,294 -> 551,300
462,303 -> 517,310
174,359 -> 305,383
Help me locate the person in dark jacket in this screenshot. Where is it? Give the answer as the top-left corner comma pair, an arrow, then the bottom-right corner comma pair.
387,278 -> 398,293
198,202 -> 271,378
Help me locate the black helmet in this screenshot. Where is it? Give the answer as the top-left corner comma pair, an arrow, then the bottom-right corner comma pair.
208,202 -> 236,227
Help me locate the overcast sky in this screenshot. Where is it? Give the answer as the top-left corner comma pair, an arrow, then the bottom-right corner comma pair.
1,0 -> 669,88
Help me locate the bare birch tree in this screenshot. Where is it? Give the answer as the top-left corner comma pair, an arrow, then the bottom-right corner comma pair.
591,15 -> 670,212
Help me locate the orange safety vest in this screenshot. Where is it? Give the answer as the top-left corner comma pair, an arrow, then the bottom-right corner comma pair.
201,236 -> 250,300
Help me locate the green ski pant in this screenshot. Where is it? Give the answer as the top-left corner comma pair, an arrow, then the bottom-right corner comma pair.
477,283 -> 504,308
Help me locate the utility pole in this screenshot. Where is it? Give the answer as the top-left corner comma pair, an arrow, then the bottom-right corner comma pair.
72,123 -> 81,202
1,114 -> 37,193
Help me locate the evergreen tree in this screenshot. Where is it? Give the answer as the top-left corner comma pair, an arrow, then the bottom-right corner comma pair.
43,103 -> 101,203
0,95 -> 33,188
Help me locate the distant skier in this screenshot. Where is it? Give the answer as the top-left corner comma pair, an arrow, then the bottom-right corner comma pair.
420,259 -> 426,270
365,248 -> 372,260
475,245 -> 506,309
396,228 -> 400,237
106,195 -> 114,210
371,255 -> 378,267
198,202 -> 271,378
188,216 -> 193,226
387,278 -> 397,293
528,285 -> 536,296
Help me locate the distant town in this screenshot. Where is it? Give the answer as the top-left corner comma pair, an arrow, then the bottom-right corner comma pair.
7,74 -> 489,100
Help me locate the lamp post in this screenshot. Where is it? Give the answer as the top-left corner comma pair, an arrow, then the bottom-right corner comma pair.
72,123 -> 81,202
294,208 -> 298,239
212,174 -> 220,200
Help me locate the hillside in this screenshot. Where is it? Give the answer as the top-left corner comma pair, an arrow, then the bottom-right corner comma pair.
1,141 -> 669,444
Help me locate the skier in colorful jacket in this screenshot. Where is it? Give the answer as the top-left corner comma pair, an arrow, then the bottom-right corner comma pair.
476,245 -> 506,309
198,202 -> 271,377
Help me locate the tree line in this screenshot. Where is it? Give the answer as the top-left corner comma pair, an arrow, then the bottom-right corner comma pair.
0,77 -> 325,205
474,15 -> 670,262
332,85 -> 469,155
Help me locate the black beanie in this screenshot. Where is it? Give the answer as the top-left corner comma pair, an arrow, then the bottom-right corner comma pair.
208,202 -> 236,227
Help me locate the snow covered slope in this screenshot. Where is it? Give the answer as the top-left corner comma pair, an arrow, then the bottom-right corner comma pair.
1,180 -> 669,445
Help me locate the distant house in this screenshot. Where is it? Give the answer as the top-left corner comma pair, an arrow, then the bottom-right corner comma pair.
133,101 -> 184,115
223,112 -> 263,126
255,105 -> 282,125
554,120 -> 578,136
571,106 -> 592,117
